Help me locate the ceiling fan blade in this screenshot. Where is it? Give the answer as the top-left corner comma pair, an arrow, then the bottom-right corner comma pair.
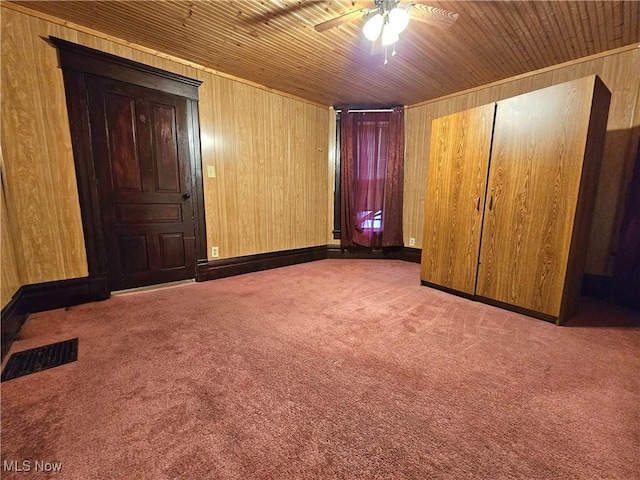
314,8 -> 369,32
245,0 -> 315,26
370,34 -> 384,56
407,3 -> 459,28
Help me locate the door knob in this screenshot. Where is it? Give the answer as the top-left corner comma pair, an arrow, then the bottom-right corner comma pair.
182,192 -> 191,200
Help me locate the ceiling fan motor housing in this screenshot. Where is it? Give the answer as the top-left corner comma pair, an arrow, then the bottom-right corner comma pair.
377,0 -> 402,10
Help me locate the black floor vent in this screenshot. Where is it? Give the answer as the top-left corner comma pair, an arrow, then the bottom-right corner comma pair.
1,338 -> 78,382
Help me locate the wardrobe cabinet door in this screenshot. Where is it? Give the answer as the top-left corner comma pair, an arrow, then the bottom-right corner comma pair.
476,80 -> 595,316
420,104 -> 495,294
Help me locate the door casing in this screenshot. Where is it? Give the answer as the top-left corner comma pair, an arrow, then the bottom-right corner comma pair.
51,37 -> 207,290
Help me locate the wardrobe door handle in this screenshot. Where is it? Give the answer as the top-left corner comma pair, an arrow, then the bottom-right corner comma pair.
489,196 -> 494,211
476,196 -> 481,211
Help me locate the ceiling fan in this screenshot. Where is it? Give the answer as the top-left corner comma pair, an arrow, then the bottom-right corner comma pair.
314,0 -> 459,62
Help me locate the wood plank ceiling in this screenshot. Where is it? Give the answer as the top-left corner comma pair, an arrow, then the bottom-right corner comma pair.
11,0 -> 640,106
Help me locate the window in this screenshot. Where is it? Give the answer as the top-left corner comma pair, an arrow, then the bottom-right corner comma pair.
336,108 -> 405,249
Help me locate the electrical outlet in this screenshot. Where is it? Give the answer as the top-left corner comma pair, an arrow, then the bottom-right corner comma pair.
409,237 -> 415,247
211,246 -> 219,258
207,165 -> 216,178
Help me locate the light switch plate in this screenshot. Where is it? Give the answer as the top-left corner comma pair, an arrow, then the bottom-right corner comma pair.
207,165 -> 216,178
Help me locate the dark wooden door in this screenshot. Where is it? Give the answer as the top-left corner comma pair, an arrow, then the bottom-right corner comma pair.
86,75 -> 195,290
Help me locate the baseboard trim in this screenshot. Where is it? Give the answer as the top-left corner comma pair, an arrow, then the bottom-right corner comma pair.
581,273 -> 615,298
0,295 -> 28,361
20,274 -> 110,314
196,246 -> 328,281
1,274 -> 110,360
399,247 -> 422,263
327,245 -> 422,263
198,245 -> 423,281
581,273 -> 639,310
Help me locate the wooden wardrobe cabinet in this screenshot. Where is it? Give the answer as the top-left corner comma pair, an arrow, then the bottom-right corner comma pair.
420,75 -> 611,324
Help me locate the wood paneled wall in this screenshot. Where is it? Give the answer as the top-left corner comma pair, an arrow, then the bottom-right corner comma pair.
199,78 -> 329,259
0,5 -> 329,308
405,47 -> 640,275
1,166 -> 23,309
1,6 -> 89,310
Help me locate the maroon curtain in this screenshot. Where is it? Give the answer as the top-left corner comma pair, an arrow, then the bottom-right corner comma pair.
340,108 -> 404,248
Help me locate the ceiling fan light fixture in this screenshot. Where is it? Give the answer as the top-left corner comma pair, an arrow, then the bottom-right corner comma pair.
363,13 -> 384,41
388,7 -> 409,34
381,22 -> 399,46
